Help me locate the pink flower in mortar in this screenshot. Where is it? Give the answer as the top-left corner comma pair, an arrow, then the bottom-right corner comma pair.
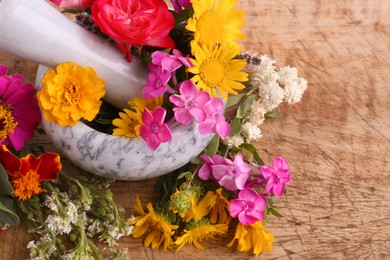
142,64 -> 171,100
260,157 -> 291,197
198,97 -> 231,139
170,0 -> 191,13
230,188 -> 267,225
0,64 -> 41,151
152,49 -> 192,74
92,0 -> 175,61
140,107 -> 172,151
169,80 -> 211,124
50,0 -> 96,10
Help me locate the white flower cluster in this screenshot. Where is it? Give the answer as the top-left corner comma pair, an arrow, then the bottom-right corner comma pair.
224,53 -> 308,145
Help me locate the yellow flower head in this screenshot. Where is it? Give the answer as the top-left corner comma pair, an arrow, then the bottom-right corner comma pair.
188,43 -> 248,100
227,221 -> 274,256
132,196 -> 178,251
186,0 -> 246,51
199,188 -> 231,224
112,108 -> 142,138
174,218 -> 228,251
37,62 -> 105,126
128,96 -> 163,113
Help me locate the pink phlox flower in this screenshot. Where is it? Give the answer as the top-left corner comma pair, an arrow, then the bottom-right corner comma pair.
152,49 -> 192,73
140,107 -> 172,151
198,154 -> 229,180
197,97 -> 231,139
211,153 -> 251,191
142,64 -> 171,99
230,188 -> 267,225
170,0 -> 192,13
244,173 -> 266,189
260,157 -> 291,197
169,80 -> 210,124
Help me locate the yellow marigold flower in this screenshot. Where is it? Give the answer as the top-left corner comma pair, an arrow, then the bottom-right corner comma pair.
174,218 -> 228,251
128,96 -> 163,113
37,62 -> 105,126
199,188 -> 231,224
131,196 -> 178,251
227,221 -> 274,256
186,0 -> 246,51
112,108 -> 142,137
188,43 -> 248,100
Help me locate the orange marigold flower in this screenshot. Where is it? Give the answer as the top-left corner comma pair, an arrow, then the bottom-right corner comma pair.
0,145 -> 61,200
199,188 -> 231,224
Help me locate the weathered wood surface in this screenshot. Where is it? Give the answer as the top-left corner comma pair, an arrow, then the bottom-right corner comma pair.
1,0 -> 390,259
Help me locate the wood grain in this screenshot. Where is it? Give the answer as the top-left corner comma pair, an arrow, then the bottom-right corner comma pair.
1,0 -> 390,259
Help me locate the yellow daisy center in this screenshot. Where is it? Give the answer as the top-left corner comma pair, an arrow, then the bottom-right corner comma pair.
64,81 -> 81,105
197,12 -> 224,45
11,170 -> 45,200
0,104 -> 17,139
200,60 -> 226,87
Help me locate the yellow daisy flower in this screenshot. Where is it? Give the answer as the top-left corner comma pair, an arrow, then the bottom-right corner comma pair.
128,96 -> 163,113
188,43 -> 248,100
131,196 -> 178,251
186,0 -> 246,50
199,188 -> 231,224
112,108 -> 142,137
174,218 -> 228,251
227,221 -> 274,256
37,62 -> 105,126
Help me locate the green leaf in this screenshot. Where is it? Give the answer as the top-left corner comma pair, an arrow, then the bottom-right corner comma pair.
240,143 -> 264,165
0,165 -> 13,196
265,110 -> 281,118
190,156 -> 201,165
268,207 -> 283,218
0,195 -> 20,226
229,118 -> 242,136
177,171 -> 192,181
236,93 -> 257,118
206,134 -> 220,157
226,93 -> 245,108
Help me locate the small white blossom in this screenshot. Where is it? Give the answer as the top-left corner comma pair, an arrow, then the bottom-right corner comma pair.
44,193 -> 58,213
242,122 -> 262,141
257,81 -> 284,111
87,219 -> 103,237
245,100 -> 266,126
223,134 -> 245,147
278,66 -> 308,104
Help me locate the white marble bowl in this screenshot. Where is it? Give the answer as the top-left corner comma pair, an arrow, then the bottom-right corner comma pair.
35,66 -> 214,180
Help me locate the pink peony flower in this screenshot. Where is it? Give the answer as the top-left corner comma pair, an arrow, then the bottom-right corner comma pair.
169,80 -> 210,124
198,97 -> 230,139
142,64 -> 171,100
0,65 -> 41,151
50,0 -> 96,10
152,49 -> 192,74
92,0 -> 175,61
211,153 -> 251,191
260,157 -> 291,197
230,188 -> 267,225
140,107 -> 172,151
170,0 -> 192,13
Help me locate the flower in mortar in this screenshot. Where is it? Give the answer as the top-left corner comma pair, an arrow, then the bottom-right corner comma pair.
50,0 -> 96,10
0,145 -> 61,200
37,62 -> 105,127
260,156 -> 291,197
140,107 -> 172,151
0,64 -> 41,151
170,0 -> 191,13
142,64 -> 171,100
188,43 -> 248,100
229,188 -> 267,225
169,80 -> 211,124
186,0 -> 246,50
92,0 -> 175,61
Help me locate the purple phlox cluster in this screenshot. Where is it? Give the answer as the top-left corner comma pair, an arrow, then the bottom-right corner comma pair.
142,49 -> 192,100
139,107 -> 172,151
259,156 -> 291,197
198,97 -> 231,139
229,188 -> 267,225
170,0 -> 192,13
169,80 -> 210,124
199,153 -> 251,191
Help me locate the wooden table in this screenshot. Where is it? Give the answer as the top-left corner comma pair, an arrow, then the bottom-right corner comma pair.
1,0 -> 390,259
